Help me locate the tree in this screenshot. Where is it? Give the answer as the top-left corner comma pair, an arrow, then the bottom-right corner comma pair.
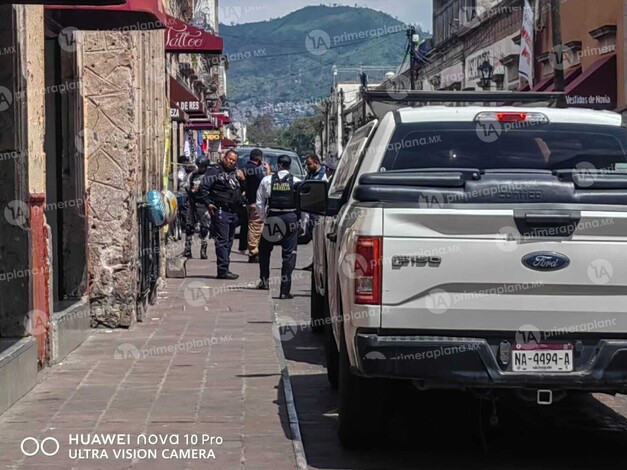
247,113 -> 281,147
278,116 -> 323,156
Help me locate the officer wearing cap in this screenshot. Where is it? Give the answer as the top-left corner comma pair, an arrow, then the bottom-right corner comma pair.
197,150 -> 245,280
256,155 -> 302,299
183,156 -> 211,260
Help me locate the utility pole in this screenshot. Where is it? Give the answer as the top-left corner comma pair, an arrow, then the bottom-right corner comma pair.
550,0 -> 565,93
408,26 -> 417,90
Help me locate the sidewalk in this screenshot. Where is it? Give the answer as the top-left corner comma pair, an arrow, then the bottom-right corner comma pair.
0,241 -> 299,470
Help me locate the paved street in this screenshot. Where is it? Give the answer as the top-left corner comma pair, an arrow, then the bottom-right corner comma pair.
277,245 -> 627,470
3,240 -> 627,470
0,241 -> 299,470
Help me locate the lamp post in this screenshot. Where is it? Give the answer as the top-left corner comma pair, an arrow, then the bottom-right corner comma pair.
478,60 -> 494,90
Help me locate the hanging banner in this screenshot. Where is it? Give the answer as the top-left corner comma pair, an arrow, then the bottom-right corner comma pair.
518,0 -> 534,86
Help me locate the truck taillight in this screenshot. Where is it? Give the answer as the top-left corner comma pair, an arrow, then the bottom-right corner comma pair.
354,236 -> 382,305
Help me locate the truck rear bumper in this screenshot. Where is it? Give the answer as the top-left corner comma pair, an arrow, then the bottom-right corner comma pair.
355,332 -> 627,392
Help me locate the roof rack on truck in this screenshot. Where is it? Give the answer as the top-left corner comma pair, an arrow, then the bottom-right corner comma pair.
345,88 -> 567,128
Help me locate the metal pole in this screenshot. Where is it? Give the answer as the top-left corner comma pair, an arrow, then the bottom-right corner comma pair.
408,26 -> 416,90
550,0 -> 564,92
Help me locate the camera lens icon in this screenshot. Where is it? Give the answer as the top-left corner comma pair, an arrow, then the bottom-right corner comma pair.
21,436 -> 60,457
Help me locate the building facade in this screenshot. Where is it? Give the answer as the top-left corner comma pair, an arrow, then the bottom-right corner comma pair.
0,0 -> 225,416
414,0 -> 627,110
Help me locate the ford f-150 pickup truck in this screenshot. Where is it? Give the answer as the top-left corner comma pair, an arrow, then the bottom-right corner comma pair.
300,102 -> 627,448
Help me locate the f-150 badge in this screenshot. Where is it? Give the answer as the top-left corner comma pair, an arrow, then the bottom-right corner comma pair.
392,256 -> 441,270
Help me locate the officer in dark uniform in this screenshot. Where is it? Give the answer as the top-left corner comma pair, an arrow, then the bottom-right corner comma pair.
197,150 -> 245,280
256,155 -> 302,299
183,156 -> 211,259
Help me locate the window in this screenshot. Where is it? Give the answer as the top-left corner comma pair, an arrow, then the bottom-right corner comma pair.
329,121 -> 377,197
434,0 -> 462,45
380,122 -> 627,171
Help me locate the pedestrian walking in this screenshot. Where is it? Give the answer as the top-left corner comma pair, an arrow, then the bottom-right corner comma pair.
244,149 -> 271,263
256,155 -> 303,299
183,156 -> 212,259
197,150 -> 245,280
176,155 -> 195,244
301,154 -> 328,270
325,153 -> 338,180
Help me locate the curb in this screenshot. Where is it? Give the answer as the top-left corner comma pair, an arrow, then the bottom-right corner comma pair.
271,298 -> 308,470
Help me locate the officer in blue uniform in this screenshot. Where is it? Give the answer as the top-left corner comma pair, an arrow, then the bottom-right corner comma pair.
197,150 -> 245,280
256,155 -> 302,299
183,156 -> 211,259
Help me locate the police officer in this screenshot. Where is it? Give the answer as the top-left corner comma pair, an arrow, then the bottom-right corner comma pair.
256,155 -> 302,299
183,156 -> 211,259
197,150 -> 245,280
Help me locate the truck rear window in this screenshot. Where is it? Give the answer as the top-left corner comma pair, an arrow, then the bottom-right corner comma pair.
380,122 -> 627,171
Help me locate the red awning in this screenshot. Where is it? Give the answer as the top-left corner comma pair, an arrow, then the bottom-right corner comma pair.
564,54 -> 616,109
170,76 -> 206,117
531,75 -> 553,91
212,113 -> 230,126
45,0 -> 168,29
184,121 -> 217,131
169,101 -> 189,123
221,138 -> 236,148
544,66 -> 582,92
12,0 -> 123,4
165,16 -> 223,54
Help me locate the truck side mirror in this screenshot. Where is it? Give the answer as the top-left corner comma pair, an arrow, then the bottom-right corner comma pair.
298,180 -> 328,215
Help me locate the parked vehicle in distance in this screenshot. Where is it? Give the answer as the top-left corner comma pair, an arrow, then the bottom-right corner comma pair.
301,100 -> 627,449
234,147 -> 305,179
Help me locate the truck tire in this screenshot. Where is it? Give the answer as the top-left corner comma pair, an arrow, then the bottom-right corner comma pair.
337,322 -> 387,449
324,296 -> 339,389
310,275 -> 325,334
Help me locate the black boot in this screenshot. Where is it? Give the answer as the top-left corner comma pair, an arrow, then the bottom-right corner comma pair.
183,236 -> 193,258
200,242 -> 208,260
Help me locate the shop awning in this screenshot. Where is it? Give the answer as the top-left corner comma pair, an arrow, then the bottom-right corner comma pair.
564,54 -> 616,109
184,120 -> 217,131
531,75 -> 554,91
165,16 -> 223,54
10,0 -> 123,4
221,138 -> 236,148
169,102 -> 189,123
212,113 -> 230,126
45,0 -> 168,29
545,66 -> 582,91
170,76 -> 206,117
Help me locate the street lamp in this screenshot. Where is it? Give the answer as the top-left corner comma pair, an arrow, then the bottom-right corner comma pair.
478,60 -> 494,90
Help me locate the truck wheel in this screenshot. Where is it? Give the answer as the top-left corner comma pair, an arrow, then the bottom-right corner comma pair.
324,297 -> 339,389
310,275 -> 324,334
337,323 -> 387,449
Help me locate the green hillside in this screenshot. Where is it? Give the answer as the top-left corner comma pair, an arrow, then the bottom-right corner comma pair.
220,5 -> 429,123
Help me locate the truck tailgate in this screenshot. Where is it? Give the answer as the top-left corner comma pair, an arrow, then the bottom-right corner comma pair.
381,208 -> 627,333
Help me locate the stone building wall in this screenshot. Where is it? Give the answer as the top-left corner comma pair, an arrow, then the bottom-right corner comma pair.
0,5 -> 49,360
81,29 -> 166,328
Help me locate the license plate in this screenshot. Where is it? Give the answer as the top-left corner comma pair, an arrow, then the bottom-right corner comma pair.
512,343 -> 573,372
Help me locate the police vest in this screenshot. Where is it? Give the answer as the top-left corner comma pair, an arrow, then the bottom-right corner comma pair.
268,173 -> 297,211
209,165 -> 242,209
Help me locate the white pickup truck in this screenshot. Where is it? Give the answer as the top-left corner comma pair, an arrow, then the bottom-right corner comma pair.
300,102 -> 627,448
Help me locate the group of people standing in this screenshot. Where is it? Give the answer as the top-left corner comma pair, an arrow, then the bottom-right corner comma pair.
178,149 -> 328,299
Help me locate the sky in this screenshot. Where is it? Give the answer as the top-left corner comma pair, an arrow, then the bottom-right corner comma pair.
218,0 -> 433,32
